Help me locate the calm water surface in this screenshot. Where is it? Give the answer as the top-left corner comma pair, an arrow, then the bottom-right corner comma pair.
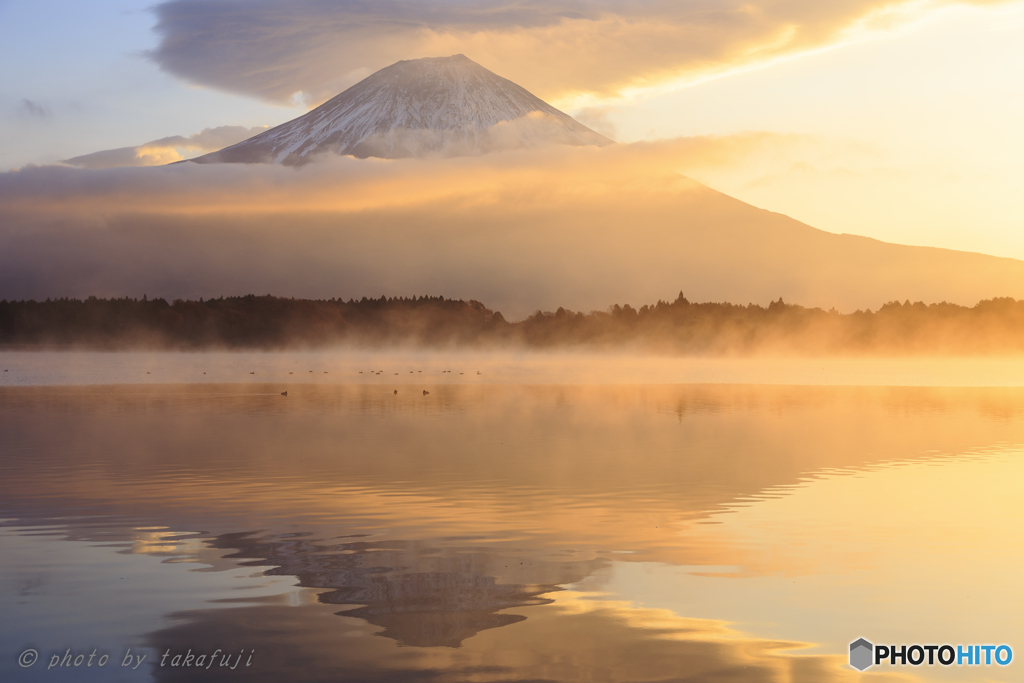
2,353 -> 1023,682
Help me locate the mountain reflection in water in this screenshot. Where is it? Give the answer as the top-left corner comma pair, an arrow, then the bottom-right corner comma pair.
211,532 -> 568,648
2,383 -> 1023,682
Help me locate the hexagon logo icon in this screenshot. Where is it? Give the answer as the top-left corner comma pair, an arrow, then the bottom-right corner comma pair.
850,638 -> 874,671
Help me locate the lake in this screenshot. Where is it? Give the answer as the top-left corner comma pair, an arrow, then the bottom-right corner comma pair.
2,352 -> 1023,682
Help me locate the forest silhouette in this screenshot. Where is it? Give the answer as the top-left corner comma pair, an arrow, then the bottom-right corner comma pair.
3,293 -> 1024,355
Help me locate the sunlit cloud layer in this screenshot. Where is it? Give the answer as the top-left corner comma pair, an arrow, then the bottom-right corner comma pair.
149,0 -> 1013,108
3,144 -> 1023,317
62,125 -> 267,169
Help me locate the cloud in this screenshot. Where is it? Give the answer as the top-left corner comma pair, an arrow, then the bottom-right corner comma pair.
3,143 -> 1024,318
63,125 -> 267,169
148,0 -> 1014,108
571,107 -> 620,141
18,99 -> 50,120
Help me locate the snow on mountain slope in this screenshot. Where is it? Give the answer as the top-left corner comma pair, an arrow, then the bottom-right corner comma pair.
191,55 -> 613,165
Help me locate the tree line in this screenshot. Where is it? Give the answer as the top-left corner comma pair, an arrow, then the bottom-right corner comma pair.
2,292 -> 1024,354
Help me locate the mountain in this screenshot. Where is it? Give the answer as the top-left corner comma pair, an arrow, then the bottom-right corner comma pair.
5,166 -> 1024,319
190,55 -> 612,164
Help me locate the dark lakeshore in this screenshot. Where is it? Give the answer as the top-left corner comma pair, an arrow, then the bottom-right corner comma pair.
3,293 -> 1024,354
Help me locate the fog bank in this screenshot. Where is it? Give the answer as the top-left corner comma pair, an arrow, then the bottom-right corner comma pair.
2,144 -> 1023,318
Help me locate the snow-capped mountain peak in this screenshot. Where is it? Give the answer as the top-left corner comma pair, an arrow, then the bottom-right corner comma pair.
191,55 -> 613,164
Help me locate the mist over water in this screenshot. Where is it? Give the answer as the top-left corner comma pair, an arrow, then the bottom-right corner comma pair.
6,350 -> 1024,387
3,377 -> 1023,682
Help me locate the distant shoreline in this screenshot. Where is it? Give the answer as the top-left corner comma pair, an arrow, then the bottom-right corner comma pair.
3,293 -> 1024,355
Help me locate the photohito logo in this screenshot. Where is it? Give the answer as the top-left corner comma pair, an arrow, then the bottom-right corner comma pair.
849,639 -> 1012,671
849,639 -> 873,671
